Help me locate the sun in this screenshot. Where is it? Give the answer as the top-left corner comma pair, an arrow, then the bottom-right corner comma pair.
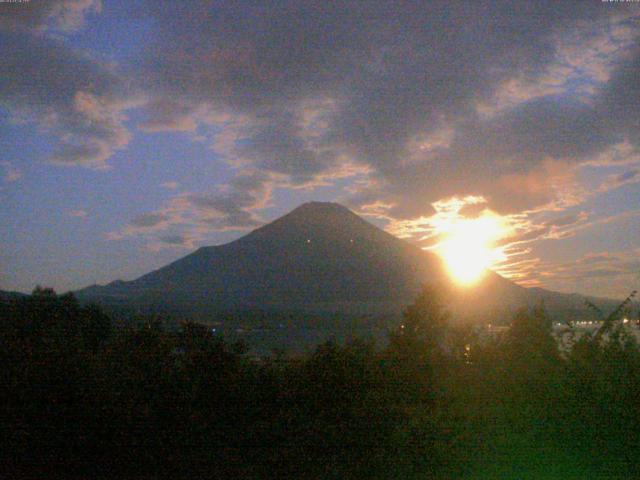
435,212 -> 508,286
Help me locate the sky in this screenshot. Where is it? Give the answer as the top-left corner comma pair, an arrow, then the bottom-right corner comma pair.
1,0 -> 639,298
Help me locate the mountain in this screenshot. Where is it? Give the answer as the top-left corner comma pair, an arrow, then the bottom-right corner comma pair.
77,202 -> 450,312
0,290 -> 28,302
75,202 -> 617,322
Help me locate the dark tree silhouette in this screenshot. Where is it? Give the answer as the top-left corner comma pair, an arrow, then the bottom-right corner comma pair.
2,285 -> 640,479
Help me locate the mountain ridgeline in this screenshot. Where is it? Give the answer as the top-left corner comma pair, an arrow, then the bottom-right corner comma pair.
75,202 -> 616,323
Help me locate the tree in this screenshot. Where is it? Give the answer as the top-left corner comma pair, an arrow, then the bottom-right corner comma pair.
389,283 -> 451,363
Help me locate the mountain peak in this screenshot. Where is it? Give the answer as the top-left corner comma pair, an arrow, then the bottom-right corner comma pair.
292,201 -> 351,212
243,201 -> 378,244
285,201 -> 357,220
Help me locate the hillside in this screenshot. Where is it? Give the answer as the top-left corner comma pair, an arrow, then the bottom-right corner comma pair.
75,202 -> 617,323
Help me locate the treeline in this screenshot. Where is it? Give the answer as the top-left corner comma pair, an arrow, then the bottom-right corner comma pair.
1,286 -> 640,479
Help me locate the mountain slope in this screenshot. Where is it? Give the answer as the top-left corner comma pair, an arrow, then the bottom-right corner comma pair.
75,202 -> 614,320
77,202 -> 456,312
0,290 -> 28,302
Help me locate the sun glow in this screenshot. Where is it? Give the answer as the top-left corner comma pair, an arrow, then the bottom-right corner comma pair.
435,212 -> 509,286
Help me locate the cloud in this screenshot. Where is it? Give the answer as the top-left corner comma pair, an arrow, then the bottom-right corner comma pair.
130,213 -> 169,228
580,140 -> 640,168
139,232 -> 199,252
544,212 -> 589,228
128,2 -> 640,218
0,161 -> 21,182
0,30 -> 135,169
138,100 -> 198,133
158,234 -> 189,245
598,168 -> 640,193
478,13 -> 639,117
108,171 -> 273,250
498,209 -> 640,295
597,40 -> 640,144
0,0 -> 101,33
69,209 -> 88,218
532,248 -> 640,297
184,170 -> 272,230
7,2 -> 640,192
557,209 -> 640,239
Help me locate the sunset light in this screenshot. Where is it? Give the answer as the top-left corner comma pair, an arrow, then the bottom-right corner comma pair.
435,212 -> 509,285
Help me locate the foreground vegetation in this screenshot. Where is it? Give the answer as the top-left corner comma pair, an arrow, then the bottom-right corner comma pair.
1,286 -> 639,479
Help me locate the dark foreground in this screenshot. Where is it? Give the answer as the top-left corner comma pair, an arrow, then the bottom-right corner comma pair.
2,286 -> 639,479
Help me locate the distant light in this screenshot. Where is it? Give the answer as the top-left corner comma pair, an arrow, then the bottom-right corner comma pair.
623,318 -> 629,324
434,211 -> 510,286
350,239 -> 354,243
306,239 -> 311,243
211,328 -> 217,333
